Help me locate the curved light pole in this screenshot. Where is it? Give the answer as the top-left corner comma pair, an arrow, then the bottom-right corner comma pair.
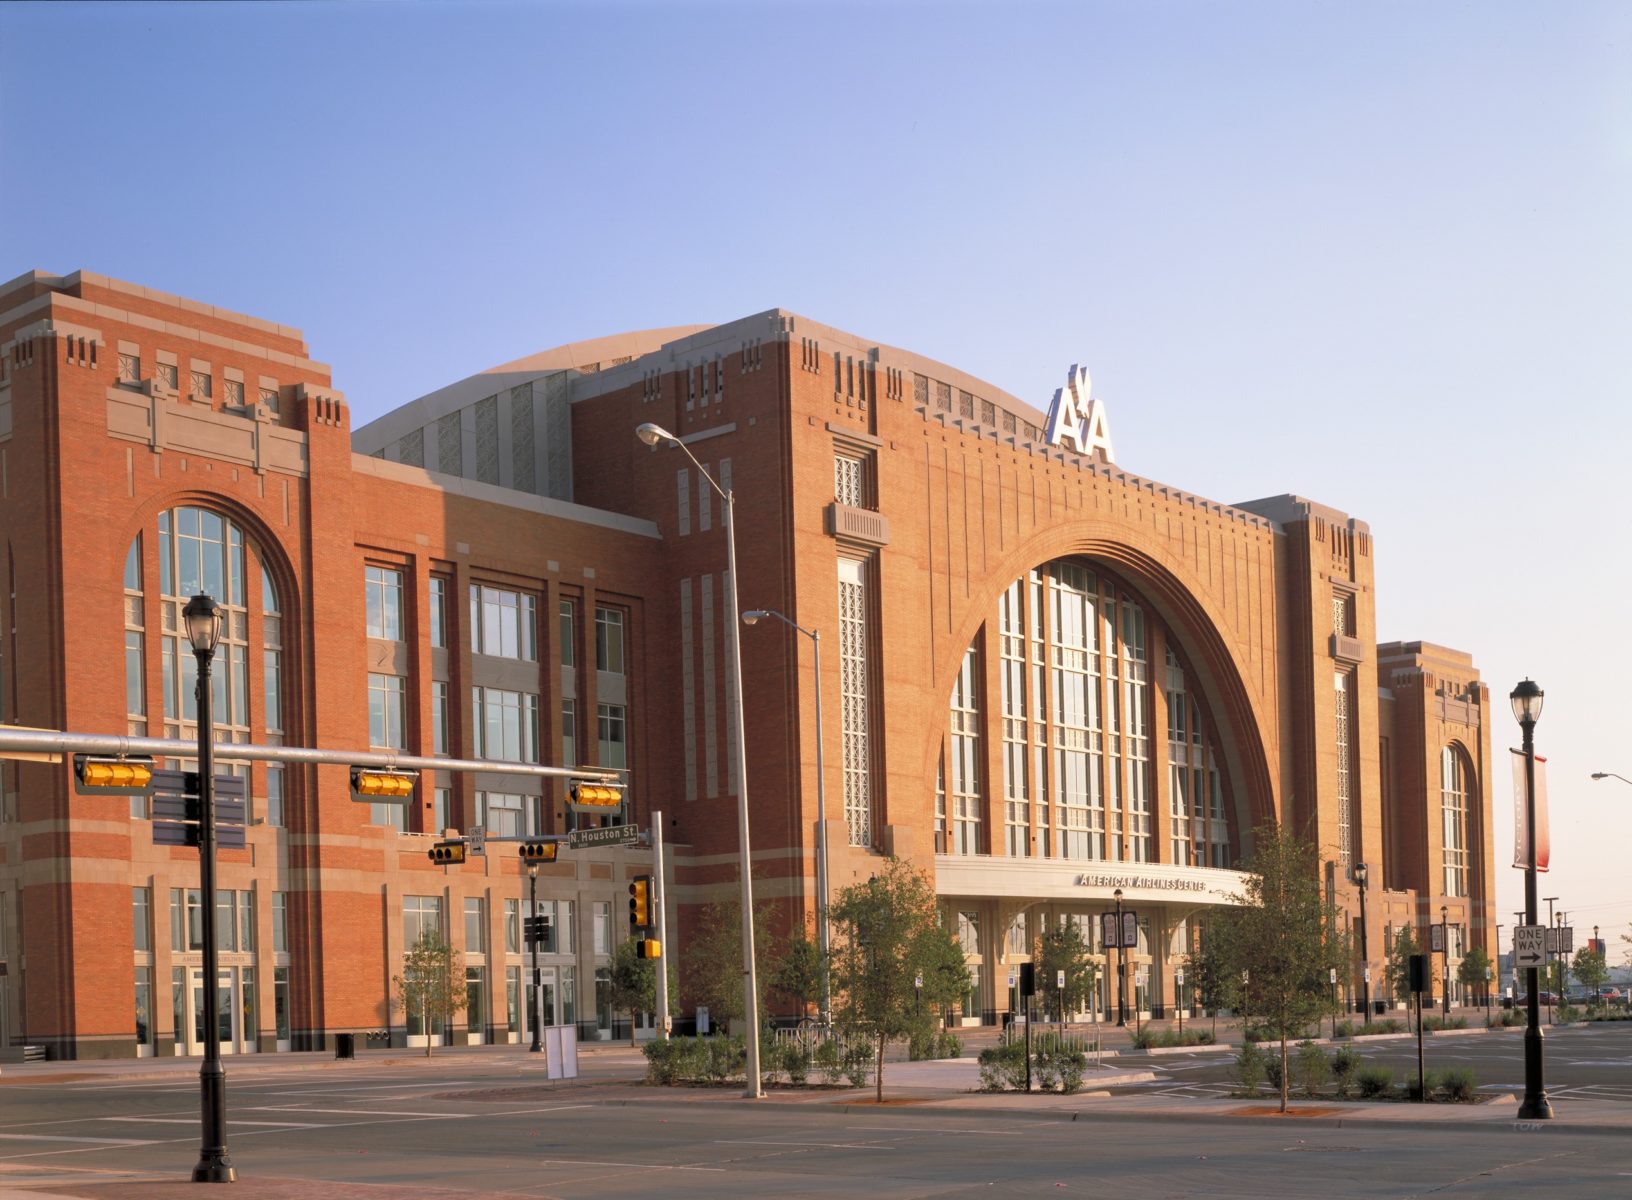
1590,771 -> 1631,786
742,608 -> 829,1030
1512,678 -> 1552,1120
636,422 -> 763,1098
184,593 -> 235,1183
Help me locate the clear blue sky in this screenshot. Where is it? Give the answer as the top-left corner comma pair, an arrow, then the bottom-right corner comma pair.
5,1 -> 1629,961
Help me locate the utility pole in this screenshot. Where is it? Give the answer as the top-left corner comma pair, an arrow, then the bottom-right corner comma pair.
652,811 -> 670,1039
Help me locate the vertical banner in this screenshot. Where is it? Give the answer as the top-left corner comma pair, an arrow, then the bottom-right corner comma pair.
1510,749 -> 1550,872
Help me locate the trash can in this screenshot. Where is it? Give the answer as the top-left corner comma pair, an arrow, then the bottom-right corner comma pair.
335,1032 -> 356,1059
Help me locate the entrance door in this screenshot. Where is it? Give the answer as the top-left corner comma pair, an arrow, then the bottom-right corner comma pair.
184,968 -> 248,1056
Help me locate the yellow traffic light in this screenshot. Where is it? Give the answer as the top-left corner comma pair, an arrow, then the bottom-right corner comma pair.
637,938 -> 662,960
351,768 -> 418,801
628,874 -> 652,928
571,783 -> 623,808
428,840 -> 467,866
73,755 -> 156,796
518,840 -> 559,864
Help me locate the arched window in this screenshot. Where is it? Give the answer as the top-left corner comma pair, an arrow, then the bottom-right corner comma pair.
123,506 -> 284,819
1441,746 -> 1470,897
947,558 -> 1226,866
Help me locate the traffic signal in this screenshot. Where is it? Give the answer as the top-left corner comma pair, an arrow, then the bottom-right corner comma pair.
428,840 -> 467,866
73,755 -> 156,796
636,938 -> 662,959
352,768 -> 418,802
518,840 -> 559,864
628,874 -> 652,929
524,915 -> 551,948
571,783 -> 623,810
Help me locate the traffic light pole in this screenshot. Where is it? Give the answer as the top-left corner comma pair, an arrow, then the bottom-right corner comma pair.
652,812 -> 670,1039
528,866 -> 543,1055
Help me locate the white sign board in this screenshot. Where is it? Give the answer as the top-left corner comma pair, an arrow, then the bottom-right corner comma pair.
1514,925 -> 1546,969
1510,750 -> 1550,871
467,824 -> 486,858
544,1025 -> 578,1080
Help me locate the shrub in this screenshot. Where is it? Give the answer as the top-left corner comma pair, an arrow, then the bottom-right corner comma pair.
1330,1045 -> 1362,1098
907,1029 -> 937,1061
814,1036 -> 843,1086
1355,1065 -> 1394,1098
1439,1066 -> 1477,1102
937,1030 -> 964,1059
1264,1051 -> 1284,1095
841,1042 -> 872,1089
1500,1009 -> 1524,1027
1235,1041 -> 1267,1096
758,1033 -> 783,1087
978,1040 -> 1028,1092
1556,1004 -> 1582,1024
705,1035 -> 746,1083
643,1038 -> 680,1085
1129,1026 -> 1157,1050
1406,1069 -> 1443,1102
1295,1040 -> 1330,1098
1053,1046 -> 1087,1094
1333,1020 -> 1355,1039
783,1040 -> 812,1086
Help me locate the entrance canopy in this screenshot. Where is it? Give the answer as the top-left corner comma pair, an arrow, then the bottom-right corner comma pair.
935,856 -> 1248,908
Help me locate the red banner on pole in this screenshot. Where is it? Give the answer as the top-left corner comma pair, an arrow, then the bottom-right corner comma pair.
1511,749 -> 1550,872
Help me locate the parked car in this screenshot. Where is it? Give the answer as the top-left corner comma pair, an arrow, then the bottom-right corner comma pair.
1514,992 -> 1557,1006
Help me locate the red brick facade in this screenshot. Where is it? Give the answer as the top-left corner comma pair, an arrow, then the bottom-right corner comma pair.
0,273 -> 1497,1057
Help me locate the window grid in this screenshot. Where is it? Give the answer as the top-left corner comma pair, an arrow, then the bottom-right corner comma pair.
365,566 -> 403,641
949,644 -> 984,855
1441,747 -> 1468,897
838,559 -> 874,848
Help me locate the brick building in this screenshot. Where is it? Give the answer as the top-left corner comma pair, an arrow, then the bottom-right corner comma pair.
0,270 -> 1496,1057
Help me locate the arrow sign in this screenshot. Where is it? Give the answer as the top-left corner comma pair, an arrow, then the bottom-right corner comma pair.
1514,925 -> 1546,968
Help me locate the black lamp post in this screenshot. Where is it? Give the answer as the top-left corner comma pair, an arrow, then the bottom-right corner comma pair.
1354,862 -> 1371,1019
1512,678 -> 1552,1120
1441,905 -> 1451,1017
527,861 -> 543,1054
184,593 -> 235,1182
1113,888 -> 1127,1027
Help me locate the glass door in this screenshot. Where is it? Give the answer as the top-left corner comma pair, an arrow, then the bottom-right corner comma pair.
184,967 -> 247,1055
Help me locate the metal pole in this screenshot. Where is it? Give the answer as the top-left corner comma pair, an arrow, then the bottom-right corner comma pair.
1356,868 -> 1370,1019
1518,712 -> 1552,1119
1442,908 -> 1451,1017
528,868 -> 542,1054
191,638 -> 234,1183
723,490 -> 763,1098
1114,893 -> 1127,1027
653,811 -> 670,1039
811,631 -> 830,1032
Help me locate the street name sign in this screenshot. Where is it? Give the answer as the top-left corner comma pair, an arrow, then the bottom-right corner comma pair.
568,822 -> 639,850
1514,925 -> 1546,968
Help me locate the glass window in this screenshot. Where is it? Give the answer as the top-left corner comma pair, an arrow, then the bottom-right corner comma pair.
266,764 -> 285,827
593,901 -> 612,956
368,673 -> 406,748
1442,747 -> 1469,898
562,698 -> 577,768
597,704 -> 626,770
272,892 -> 288,954
403,895 -> 443,947
429,577 -> 448,649
470,585 -> 537,660
215,890 -> 237,952
465,897 -> 486,954
274,966 -> 291,1042
504,899 -> 520,954
432,681 -> 449,755
595,607 -> 624,674
239,892 -> 256,953
365,566 -> 404,641
132,886 -> 151,953
479,791 -> 533,838
473,688 -> 539,762
134,965 -> 154,1047
433,787 -> 451,835
559,602 -> 575,667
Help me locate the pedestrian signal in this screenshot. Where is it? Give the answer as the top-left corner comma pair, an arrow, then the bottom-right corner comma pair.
636,938 -> 662,959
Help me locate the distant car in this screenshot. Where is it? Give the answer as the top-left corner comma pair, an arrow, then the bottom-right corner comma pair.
1515,992 -> 1557,1006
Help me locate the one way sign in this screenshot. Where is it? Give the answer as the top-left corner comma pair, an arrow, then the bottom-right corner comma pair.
1513,925 -> 1546,968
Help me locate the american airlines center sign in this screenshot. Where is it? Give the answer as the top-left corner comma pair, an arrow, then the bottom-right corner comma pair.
1043,363 -> 1116,462
934,855 -> 1248,908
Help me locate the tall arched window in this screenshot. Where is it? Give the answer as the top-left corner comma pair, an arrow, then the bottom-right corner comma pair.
946,558 -> 1230,866
123,506 -> 285,818
1441,746 -> 1469,897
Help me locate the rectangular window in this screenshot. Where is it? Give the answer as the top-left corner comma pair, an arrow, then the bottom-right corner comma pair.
559,602 -> 575,667
595,607 -> 624,674
465,897 -> 486,954
365,566 -> 404,641
505,899 -> 520,954
478,790 -> 533,838
272,892 -> 288,954
433,786 -> 451,835
403,895 -> 443,947
239,891 -> 256,953
838,557 -> 874,847
473,687 -> 540,762
597,704 -> 626,770
215,889 -> 237,952
368,673 -> 406,749
134,965 -> 154,1047
125,632 -> 146,719
132,886 -> 152,953
470,584 -> 537,660
432,681 -> 449,755
562,698 -> 577,768
429,577 -> 448,649
593,901 -> 612,956
266,764 -> 285,827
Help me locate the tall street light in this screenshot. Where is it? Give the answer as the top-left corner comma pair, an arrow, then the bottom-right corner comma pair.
636,421 -> 763,1098
1512,678 -> 1552,1120
1354,862 -> 1371,1019
1113,888 -> 1127,1026
1589,771 -> 1631,786
526,859 -> 543,1054
742,608 -> 830,1030
184,593 -> 235,1183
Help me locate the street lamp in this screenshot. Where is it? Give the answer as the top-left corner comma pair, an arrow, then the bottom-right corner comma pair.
636,421 -> 763,1098
1440,904 -> 1451,1017
1511,678 -> 1552,1120
183,593 -> 234,1183
1113,888 -> 1127,1026
742,608 -> 829,1030
1354,862 -> 1371,1020
526,860 -> 543,1054
1589,772 -> 1631,785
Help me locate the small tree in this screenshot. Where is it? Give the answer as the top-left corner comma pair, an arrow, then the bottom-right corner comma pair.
769,930 -> 826,1020
1572,945 -> 1608,1006
393,929 -> 465,1058
1034,920 -> 1097,1028
684,898 -> 773,1029
1213,826 -> 1345,1112
1458,946 -> 1494,1006
1385,926 -> 1420,1006
1191,924 -> 1237,1040
609,938 -> 680,1045
830,858 -> 967,1102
